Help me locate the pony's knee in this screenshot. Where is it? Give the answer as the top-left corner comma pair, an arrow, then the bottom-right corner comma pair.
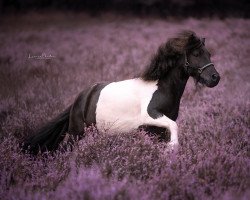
167,121 -> 178,133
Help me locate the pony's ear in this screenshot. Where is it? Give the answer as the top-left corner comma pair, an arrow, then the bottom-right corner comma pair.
201,38 -> 205,45
186,33 -> 200,50
189,33 -> 196,42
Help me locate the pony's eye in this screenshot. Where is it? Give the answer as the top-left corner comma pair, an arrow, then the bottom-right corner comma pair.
192,50 -> 199,57
192,49 -> 203,57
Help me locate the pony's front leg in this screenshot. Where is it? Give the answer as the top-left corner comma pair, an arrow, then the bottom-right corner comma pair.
143,115 -> 179,149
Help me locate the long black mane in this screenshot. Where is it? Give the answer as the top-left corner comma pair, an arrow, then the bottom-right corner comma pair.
141,30 -> 203,81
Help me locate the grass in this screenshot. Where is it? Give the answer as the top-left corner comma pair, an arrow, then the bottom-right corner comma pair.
0,12 -> 249,200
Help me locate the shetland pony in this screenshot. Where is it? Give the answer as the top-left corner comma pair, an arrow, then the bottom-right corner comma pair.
23,30 -> 220,154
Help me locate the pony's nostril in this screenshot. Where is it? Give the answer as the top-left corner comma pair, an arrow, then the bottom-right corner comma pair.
212,74 -> 219,81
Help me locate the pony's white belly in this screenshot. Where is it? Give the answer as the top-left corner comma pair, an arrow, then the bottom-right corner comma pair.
96,79 -> 157,134
97,114 -> 142,133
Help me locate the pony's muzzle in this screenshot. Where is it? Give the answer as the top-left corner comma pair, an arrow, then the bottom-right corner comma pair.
207,72 -> 220,87
199,64 -> 220,88
212,72 -> 220,83
212,73 -> 220,81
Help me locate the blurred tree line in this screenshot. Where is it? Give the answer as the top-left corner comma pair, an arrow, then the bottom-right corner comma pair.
0,0 -> 249,17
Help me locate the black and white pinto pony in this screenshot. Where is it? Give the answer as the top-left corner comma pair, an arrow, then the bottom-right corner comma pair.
23,30 -> 220,154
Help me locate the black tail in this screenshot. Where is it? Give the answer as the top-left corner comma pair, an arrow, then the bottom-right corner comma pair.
22,106 -> 71,155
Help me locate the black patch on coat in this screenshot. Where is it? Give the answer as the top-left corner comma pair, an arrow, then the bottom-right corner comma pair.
69,83 -> 108,134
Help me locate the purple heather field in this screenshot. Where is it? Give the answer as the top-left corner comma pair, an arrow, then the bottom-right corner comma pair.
0,13 -> 249,200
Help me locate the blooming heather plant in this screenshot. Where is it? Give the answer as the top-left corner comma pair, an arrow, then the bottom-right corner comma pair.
0,13 -> 249,200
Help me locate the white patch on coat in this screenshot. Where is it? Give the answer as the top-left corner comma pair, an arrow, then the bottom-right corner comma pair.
95,78 -> 179,146
96,78 -> 157,133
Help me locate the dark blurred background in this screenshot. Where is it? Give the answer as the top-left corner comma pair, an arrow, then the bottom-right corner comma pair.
1,0 -> 249,18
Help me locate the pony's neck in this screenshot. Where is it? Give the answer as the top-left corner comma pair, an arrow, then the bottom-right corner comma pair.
155,66 -> 189,121
158,66 -> 189,103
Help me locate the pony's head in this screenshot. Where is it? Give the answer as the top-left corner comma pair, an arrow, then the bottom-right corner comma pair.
142,30 -> 220,88
183,31 -> 220,87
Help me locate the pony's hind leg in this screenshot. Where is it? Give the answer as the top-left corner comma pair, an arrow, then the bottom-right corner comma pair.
61,116 -> 85,151
61,91 -> 87,150
64,84 -> 103,150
